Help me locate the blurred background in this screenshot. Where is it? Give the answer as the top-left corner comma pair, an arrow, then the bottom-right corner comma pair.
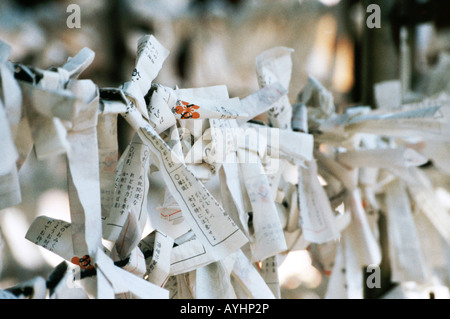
0,0 -> 449,298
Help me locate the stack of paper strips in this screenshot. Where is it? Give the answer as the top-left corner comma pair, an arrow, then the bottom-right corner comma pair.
0,33 -> 448,299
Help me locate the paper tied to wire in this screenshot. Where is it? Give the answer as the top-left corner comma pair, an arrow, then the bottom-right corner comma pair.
0,32 -> 449,300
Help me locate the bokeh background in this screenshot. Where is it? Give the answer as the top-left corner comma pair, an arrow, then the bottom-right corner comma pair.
0,0 -> 449,298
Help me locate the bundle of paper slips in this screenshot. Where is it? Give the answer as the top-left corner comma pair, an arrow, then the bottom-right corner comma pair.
0,34 -> 448,299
